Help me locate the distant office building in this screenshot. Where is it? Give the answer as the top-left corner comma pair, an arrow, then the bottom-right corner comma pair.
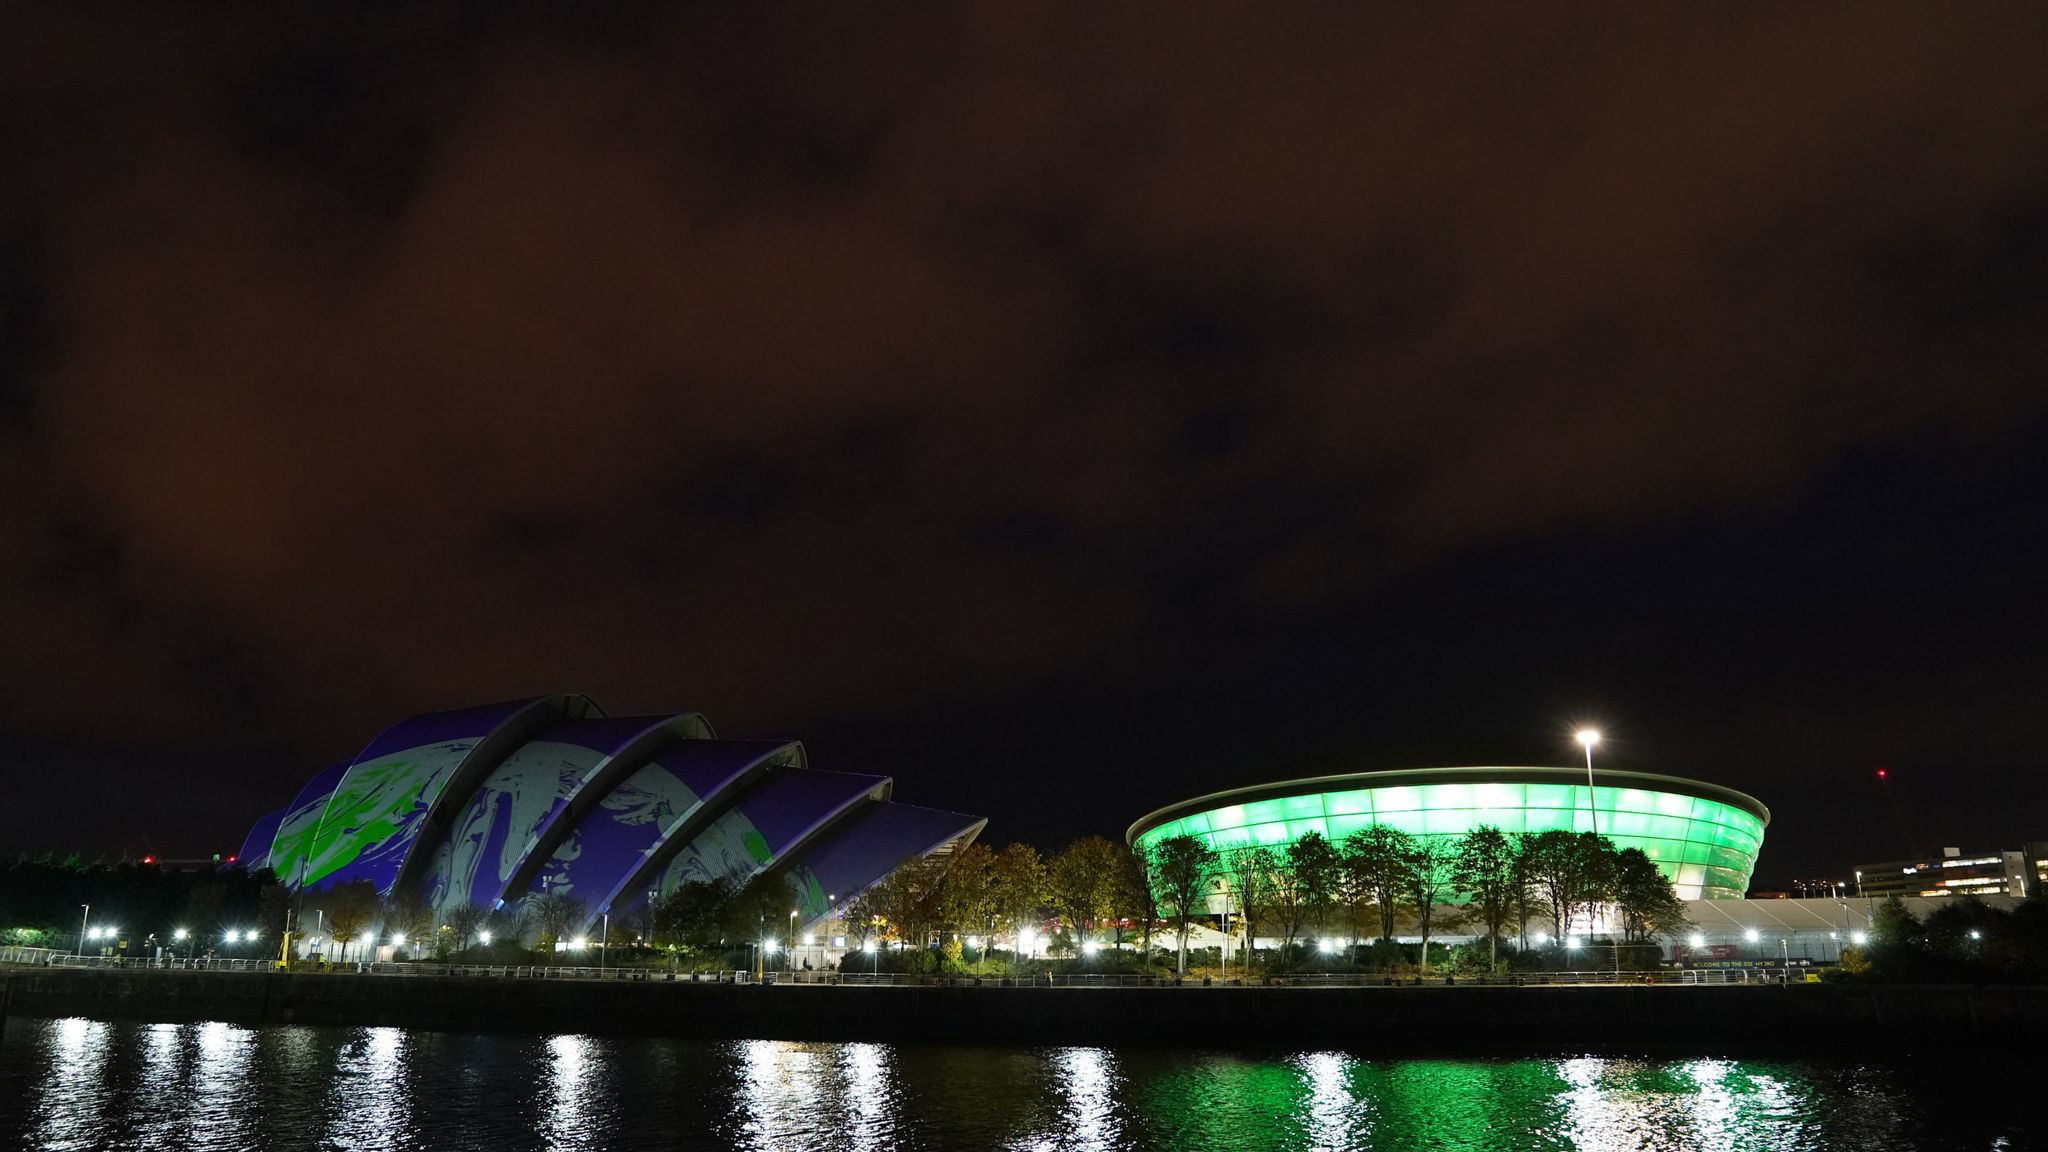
1854,845 -> 2041,899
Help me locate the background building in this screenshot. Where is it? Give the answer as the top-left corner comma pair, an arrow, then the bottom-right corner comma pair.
1854,844 -> 2044,899
239,695 -> 984,943
1128,766 -> 1769,900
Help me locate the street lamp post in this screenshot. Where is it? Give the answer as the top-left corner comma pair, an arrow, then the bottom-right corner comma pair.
599,913 -> 610,975
789,909 -> 799,974
77,904 -> 91,958
1576,728 -> 1619,977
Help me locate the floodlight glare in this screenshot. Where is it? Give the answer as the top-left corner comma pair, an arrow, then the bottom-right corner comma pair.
173,928 -> 189,940
1565,936 -> 1582,949
477,931 -> 492,945
1969,930 -> 1982,940
862,939 -> 878,953
1688,934 -> 1705,949
1082,941 -> 1101,955
1576,729 -> 1601,749
570,937 -> 587,950
1850,931 -> 1868,946
391,933 -> 405,946
1743,929 -> 1760,943
1318,938 -> 1336,953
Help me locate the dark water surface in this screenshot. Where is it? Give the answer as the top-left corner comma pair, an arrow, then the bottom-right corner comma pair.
0,1016 -> 2035,1150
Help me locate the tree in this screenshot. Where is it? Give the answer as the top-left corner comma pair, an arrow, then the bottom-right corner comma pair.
322,880 -> 379,963
381,890 -> 434,957
528,891 -> 588,957
445,902 -> 488,952
1220,845 -> 1276,978
1150,834 -> 1218,976
1872,894 -> 1921,948
654,877 -> 739,955
1519,830 -> 1616,943
1452,825 -> 1516,972
1049,837 -> 1125,945
1110,845 -> 1157,954
1610,848 -> 1688,944
1287,832 -> 1344,942
989,843 -> 1048,952
1267,850 -> 1308,962
1510,832 -> 1541,953
1342,826 -> 1416,944
1405,837 -> 1462,973
940,842 -> 998,952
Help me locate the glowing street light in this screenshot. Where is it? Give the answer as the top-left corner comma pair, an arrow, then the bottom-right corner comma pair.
1688,933 -> 1705,949
1850,931 -> 1868,946
391,933 -> 405,947
477,931 -> 492,946
1082,940 -> 1101,956
1565,936 -> 1582,951
1743,929 -> 1760,944
1318,938 -> 1337,954
861,939 -> 878,953
173,928 -> 189,941
1575,729 -> 1602,838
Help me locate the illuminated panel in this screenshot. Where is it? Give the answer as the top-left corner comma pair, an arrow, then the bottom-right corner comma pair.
1133,778 -> 1766,900
507,713 -> 715,894
266,761 -> 350,880
236,809 -> 286,874
647,767 -> 887,897
301,699 -> 541,893
781,802 -> 987,925
530,740 -> 796,906
417,718 -> 670,915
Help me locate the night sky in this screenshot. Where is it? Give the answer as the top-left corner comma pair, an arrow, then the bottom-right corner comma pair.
3,5 -> 2046,887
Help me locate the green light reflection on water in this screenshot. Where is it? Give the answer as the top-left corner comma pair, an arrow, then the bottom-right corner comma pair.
1132,1053 -> 1907,1152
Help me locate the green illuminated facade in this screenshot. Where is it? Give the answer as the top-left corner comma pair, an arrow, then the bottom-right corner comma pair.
1127,767 -> 1769,900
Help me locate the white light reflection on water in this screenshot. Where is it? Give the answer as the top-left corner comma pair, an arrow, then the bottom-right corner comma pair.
737,1039 -> 831,1149
189,1020 -> 257,1145
542,1034 -> 616,1151
838,1042 -> 895,1152
30,1017 -> 113,1151
1293,1050 -> 1366,1151
1010,1046 -> 1123,1152
323,1026 -> 411,1152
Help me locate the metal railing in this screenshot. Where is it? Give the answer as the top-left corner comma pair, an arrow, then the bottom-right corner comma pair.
8,951 -> 1798,987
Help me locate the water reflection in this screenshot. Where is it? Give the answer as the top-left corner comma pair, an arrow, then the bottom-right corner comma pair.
1292,1051 -> 1364,1151
0,1019 -> 2031,1151
323,1027 -> 411,1152
838,1042 -> 895,1152
543,1034 -> 615,1151
29,1017 -> 113,1151
1009,1047 -> 1124,1152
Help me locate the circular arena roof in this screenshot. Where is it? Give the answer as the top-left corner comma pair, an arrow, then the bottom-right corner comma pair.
1128,767 -> 1770,901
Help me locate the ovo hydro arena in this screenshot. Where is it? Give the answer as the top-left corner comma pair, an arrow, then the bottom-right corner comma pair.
1128,767 -> 1770,900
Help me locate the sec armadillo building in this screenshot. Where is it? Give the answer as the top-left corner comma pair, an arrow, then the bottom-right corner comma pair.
1129,767 -> 1769,900
238,696 -> 985,937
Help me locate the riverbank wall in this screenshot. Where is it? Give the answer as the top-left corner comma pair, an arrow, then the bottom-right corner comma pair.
3,968 -> 2039,1050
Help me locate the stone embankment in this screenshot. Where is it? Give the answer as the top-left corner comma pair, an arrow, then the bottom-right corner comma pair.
3,967 -> 2039,1050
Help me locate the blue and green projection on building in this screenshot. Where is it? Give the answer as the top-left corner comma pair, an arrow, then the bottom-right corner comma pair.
239,695 -> 986,938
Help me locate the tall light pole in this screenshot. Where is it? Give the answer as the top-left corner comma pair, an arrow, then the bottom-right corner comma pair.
77,904 -> 90,957
599,913 -> 610,974
1576,728 -> 1619,977
789,909 -> 799,973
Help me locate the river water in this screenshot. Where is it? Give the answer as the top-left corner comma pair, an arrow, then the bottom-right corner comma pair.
0,1016 -> 2034,1150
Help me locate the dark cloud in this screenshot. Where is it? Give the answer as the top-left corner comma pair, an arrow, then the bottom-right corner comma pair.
1,3 -> 2046,878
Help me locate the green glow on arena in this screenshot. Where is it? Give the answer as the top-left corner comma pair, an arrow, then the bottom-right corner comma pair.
1128,769 -> 1769,900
